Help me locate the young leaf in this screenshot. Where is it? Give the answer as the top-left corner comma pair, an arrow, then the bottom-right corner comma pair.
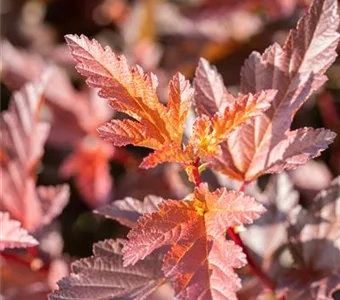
0,80 -> 69,231
196,0 -> 339,182
49,239 -> 166,300
66,34 -> 274,172
0,212 -> 38,250
123,183 -> 266,299
66,34 -> 192,149
95,195 -> 163,228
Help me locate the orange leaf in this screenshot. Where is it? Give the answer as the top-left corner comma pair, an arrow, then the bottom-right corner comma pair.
195,0 -> 339,182
66,35 -> 193,152
66,35 -> 275,172
60,137 -> 114,208
123,183 -> 265,299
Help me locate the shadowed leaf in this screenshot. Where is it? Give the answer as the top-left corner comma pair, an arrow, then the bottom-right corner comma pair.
95,195 -> 163,228
49,239 -> 165,300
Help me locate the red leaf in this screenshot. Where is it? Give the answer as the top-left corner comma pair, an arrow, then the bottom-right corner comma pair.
0,80 -> 70,231
66,34 -> 193,151
60,137 -> 114,208
66,34 -> 274,172
278,177 -> 340,299
123,184 -> 265,299
95,195 -> 163,228
288,177 -> 340,273
240,173 -> 299,278
195,0 -> 339,182
49,239 -> 166,300
0,212 -> 38,250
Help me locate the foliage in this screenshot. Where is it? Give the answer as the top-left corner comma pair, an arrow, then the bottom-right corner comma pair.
0,0 -> 339,299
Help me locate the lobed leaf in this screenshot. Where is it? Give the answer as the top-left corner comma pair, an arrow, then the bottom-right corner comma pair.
123,184 -> 265,299
49,239 -> 165,300
196,0 -> 340,182
66,34 -> 275,172
66,34 -> 193,151
0,212 -> 38,250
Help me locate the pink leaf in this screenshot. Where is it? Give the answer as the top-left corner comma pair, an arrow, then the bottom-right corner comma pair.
195,0 -> 340,181
123,184 -> 265,299
60,138 -> 113,208
0,212 -> 38,250
95,195 -> 163,228
49,239 -> 166,300
0,80 -> 70,231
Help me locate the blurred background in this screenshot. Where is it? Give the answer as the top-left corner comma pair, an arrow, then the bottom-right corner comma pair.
1,0 -> 340,299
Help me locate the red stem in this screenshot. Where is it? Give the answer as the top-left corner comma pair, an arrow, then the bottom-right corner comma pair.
227,227 -> 275,292
192,158 -> 202,186
190,162 -> 281,298
228,183 -> 279,297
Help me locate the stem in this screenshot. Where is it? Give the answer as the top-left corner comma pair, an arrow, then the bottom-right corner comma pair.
227,228 -> 275,292
227,183 -> 277,296
190,161 -> 282,298
238,182 -> 245,192
191,158 -> 202,186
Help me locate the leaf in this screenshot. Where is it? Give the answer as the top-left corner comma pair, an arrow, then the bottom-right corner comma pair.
66,35 -> 274,171
141,88 -> 275,169
1,78 -> 50,171
240,173 -> 299,278
60,137 -> 114,208
0,212 -> 38,250
278,276 -> 340,300
288,176 -> 340,272
196,0 -> 340,182
277,177 -> 340,299
115,164 -> 191,201
123,183 -> 266,299
0,80 -> 70,231
95,195 -> 163,228
37,184 -> 70,227
49,239 -> 166,300
1,41 -> 112,146
290,159 -> 333,202
66,34 -> 192,149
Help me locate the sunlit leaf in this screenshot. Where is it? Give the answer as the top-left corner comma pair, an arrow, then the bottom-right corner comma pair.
196,0 -> 339,182
123,184 -> 265,299
0,212 -> 38,250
